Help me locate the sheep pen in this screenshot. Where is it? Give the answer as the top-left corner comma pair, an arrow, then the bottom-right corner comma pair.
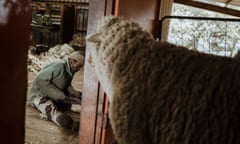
87,16 -> 240,144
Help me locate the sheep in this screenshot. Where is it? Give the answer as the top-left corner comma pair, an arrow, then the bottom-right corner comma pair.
87,16 -> 240,144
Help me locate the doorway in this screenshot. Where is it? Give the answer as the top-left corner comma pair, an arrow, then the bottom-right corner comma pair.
25,1 -> 89,144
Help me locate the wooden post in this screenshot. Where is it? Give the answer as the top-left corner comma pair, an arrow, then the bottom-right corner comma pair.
79,0 -> 108,144
159,0 -> 173,41
0,0 -> 29,143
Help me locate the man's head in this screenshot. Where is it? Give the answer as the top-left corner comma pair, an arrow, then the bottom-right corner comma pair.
68,51 -> 84,73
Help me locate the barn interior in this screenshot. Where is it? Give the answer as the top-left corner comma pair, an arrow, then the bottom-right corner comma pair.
25,1 -> 88,144
0,0 -> 240,144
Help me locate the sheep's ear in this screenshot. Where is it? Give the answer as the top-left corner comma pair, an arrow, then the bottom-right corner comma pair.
86,32 -> 101,43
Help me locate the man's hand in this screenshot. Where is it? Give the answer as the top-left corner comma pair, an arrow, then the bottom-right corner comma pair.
72,91 -> 82,99
68,91 -> 82,99
65,97 -> 81,104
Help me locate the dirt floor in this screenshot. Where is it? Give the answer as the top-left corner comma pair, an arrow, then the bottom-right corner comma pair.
25,69 -> 83,144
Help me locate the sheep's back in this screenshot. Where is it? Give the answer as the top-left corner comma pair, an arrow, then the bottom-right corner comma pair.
110,41 -> 240,144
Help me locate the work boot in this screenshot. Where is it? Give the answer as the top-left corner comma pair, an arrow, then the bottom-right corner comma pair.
56,114 -> 74,129
71,121 -> 80,132
56,114 -> 79,131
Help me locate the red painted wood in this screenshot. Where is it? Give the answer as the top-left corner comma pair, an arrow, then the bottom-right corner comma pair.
0,0 -> 30,143
79,0 -> 107,144
95,86 -> 105,144
117,0 -> 161,37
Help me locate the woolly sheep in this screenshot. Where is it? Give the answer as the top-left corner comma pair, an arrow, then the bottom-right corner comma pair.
87,16 -> 240,144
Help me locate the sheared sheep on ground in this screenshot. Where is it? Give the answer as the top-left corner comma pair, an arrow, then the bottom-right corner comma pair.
87,16 -> 240,144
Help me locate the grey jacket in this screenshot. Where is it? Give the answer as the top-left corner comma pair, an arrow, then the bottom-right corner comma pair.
28,59 -> 81,103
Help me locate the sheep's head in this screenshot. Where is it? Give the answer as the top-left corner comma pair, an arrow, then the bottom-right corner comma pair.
86,16 -> 154,101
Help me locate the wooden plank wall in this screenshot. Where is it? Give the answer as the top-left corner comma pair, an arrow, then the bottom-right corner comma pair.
117,0 -> 161,37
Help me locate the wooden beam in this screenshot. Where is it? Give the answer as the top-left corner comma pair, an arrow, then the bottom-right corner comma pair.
211,0 -> 240,6
174,0 -> 240,17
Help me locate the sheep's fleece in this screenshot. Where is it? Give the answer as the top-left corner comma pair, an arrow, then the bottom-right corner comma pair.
87,16 -> 240,144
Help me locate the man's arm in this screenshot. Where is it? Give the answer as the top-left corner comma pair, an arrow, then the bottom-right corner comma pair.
36,62 -> 66,101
